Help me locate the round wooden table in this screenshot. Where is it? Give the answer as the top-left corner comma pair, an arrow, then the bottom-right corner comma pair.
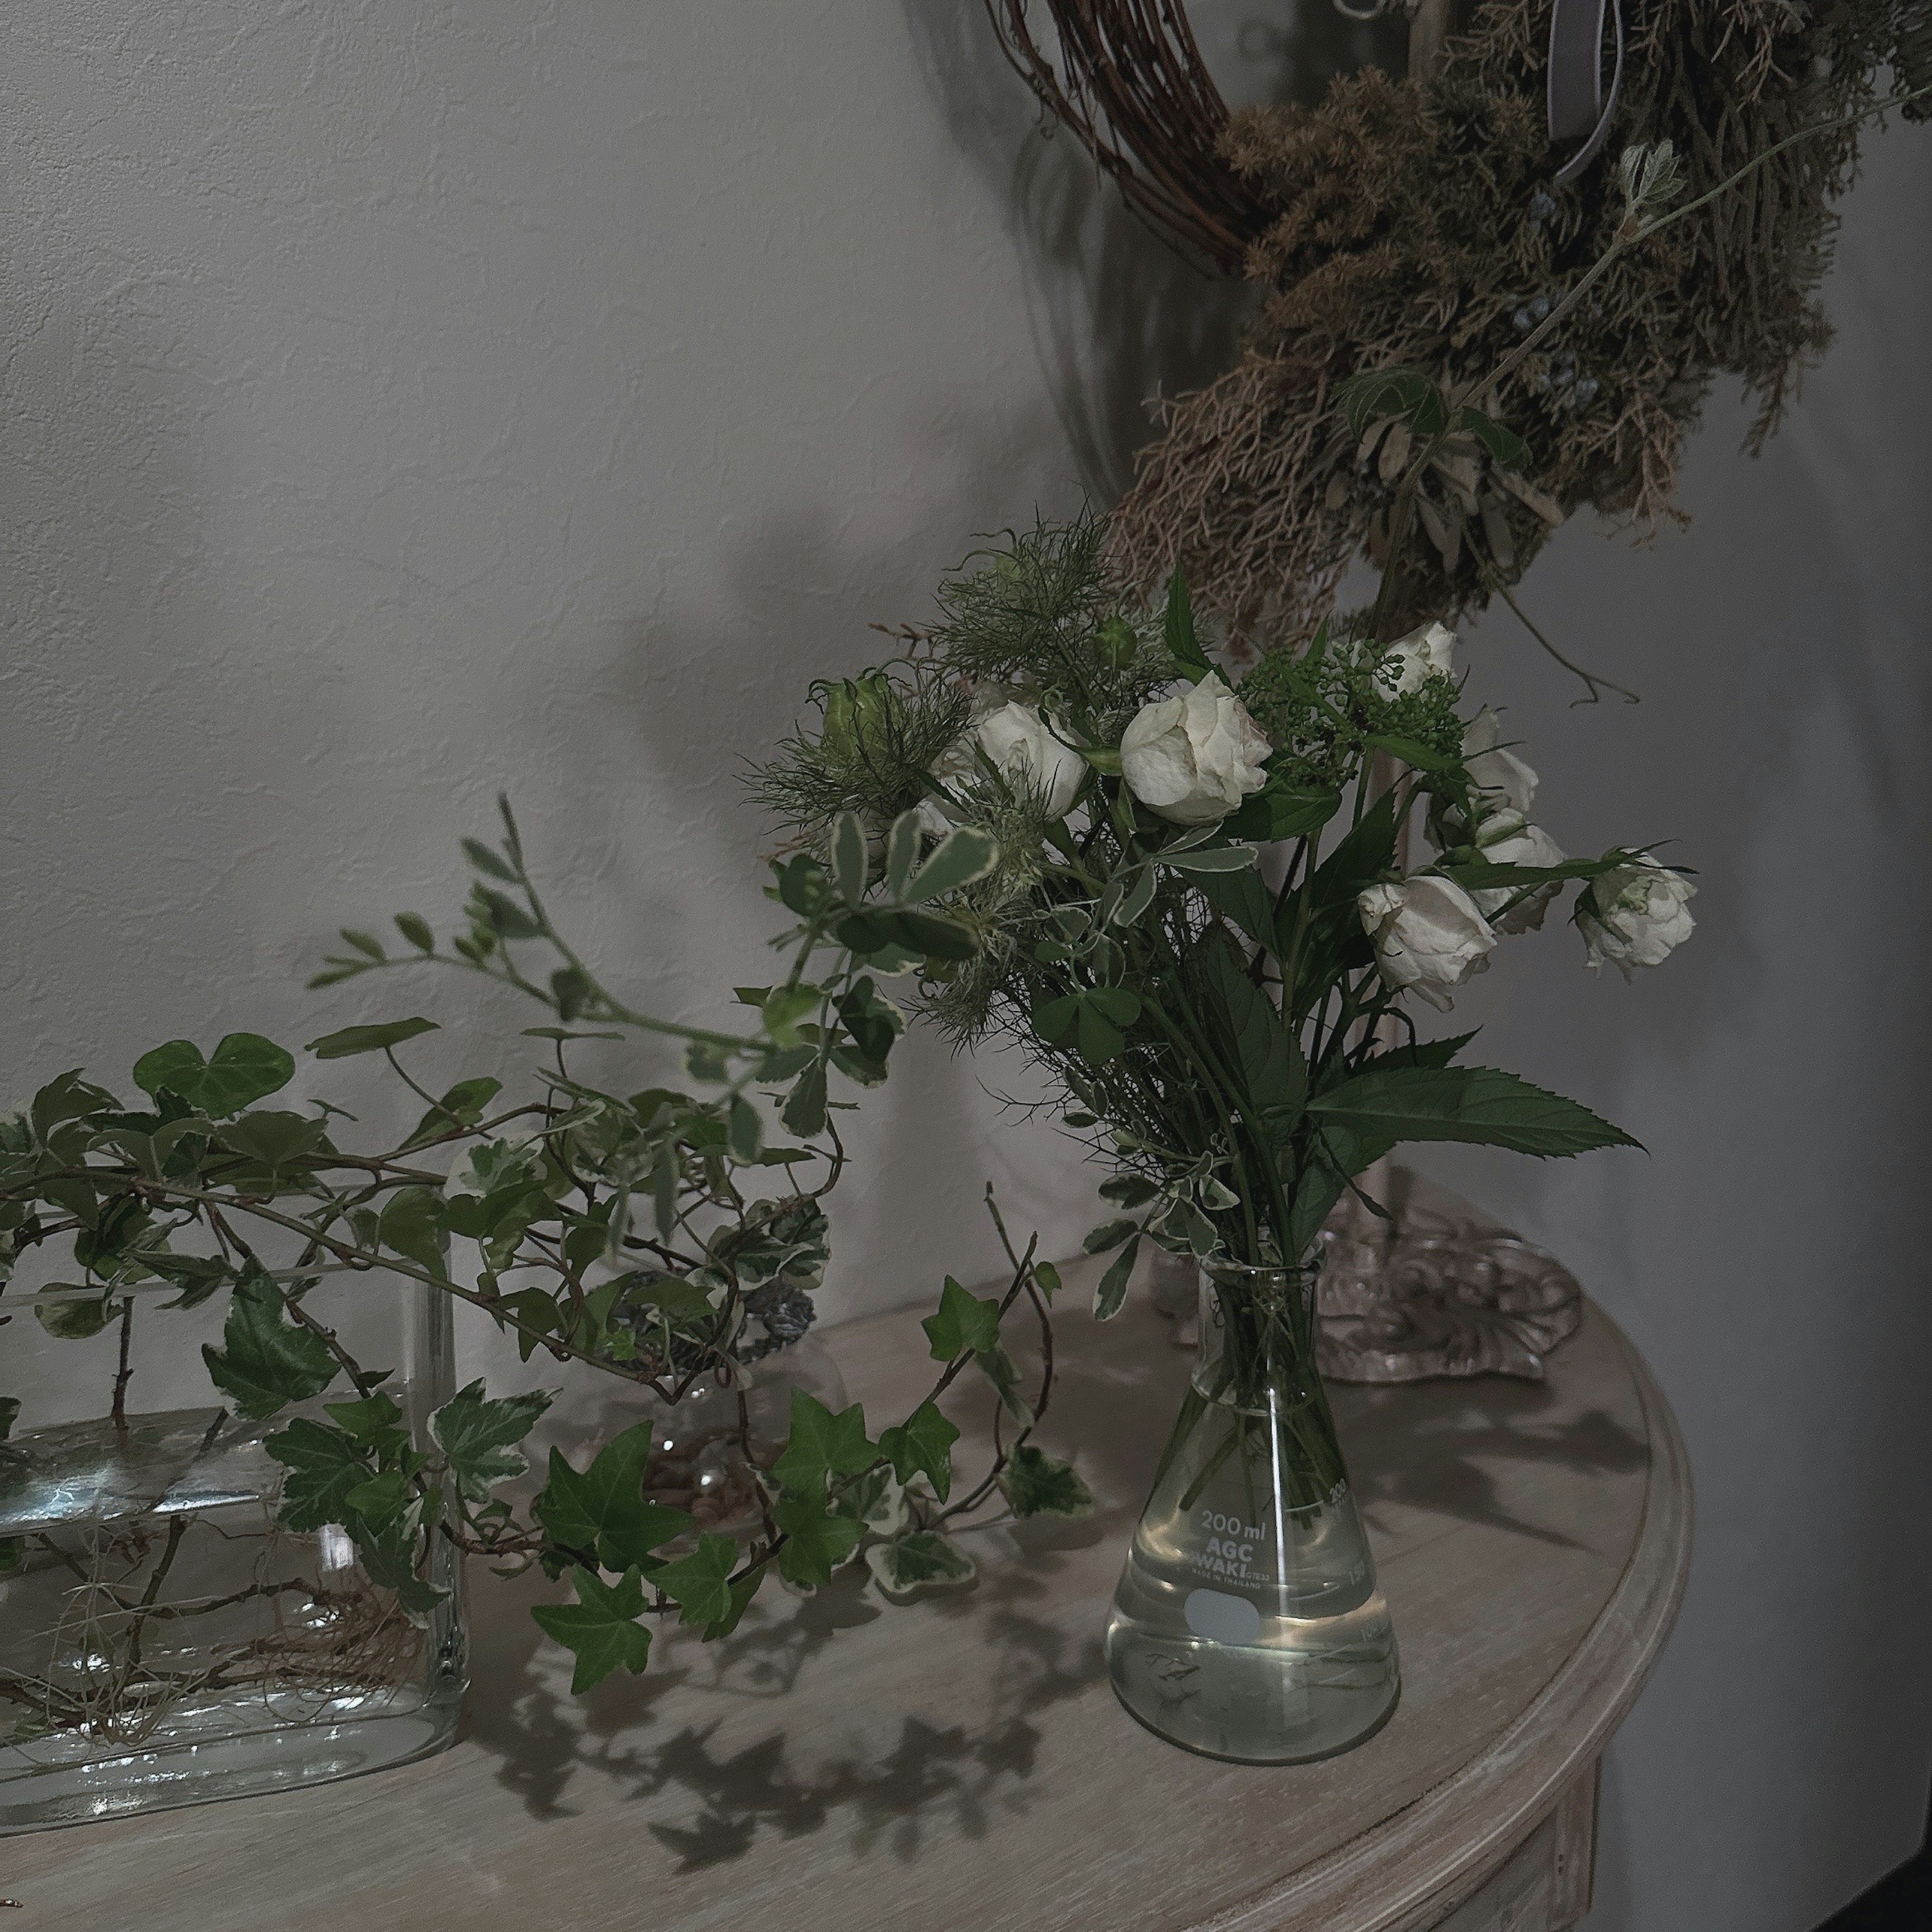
5,1207 -> 1691,1932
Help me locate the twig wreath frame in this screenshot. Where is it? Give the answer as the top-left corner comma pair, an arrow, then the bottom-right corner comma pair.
985,0 -> 1930,661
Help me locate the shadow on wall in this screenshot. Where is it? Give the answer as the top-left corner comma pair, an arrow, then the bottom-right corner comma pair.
898,0 -> 1252,507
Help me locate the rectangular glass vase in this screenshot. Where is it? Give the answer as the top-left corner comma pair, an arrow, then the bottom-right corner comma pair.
0,1268 -> 462,1832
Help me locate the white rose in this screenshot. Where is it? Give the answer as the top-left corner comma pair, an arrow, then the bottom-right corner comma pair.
918,694 -> 1084,831
1118,673 -> 1272,826
1578,858 -> 1696,978
1378,621 -> 1458,696
1473,813 -> 1567,934
1357,875 -> 1498,1011
1462,707 -> 1539,817
976,701 -> 1086,817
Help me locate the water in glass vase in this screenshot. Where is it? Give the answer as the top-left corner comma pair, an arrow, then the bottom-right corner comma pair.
1105,1259 -> 1400,1764
0,1274 -> 462,1832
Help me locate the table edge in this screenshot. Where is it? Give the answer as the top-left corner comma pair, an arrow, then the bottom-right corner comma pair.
1197,1300 -> 1694,1932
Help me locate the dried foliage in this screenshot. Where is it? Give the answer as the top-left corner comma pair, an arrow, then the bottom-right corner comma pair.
1003,0 -> 1927,648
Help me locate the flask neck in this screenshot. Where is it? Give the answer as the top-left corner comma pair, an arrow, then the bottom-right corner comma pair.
1193,1260 -> 1324,1411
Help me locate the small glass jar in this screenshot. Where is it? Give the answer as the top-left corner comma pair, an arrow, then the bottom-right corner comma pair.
0,1268 -> 461,1832
635,1335 -> 847,1535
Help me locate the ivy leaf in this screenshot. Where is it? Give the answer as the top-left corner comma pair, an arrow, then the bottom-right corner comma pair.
344,1468 -> 414,1531
835,1466 -> 908,1535
214,1110 -> 330,1173
35,1294 -> 114,1340
769,1391 -> 876,1495
267,1418 -> 372,1531
876,1400 -> 960,1503
530,1566 -> 654,1693
431,1381 -> 555,1503
305,1018 -> 441,1062
702,1567 -> 766,1641
773,1491 -> 866,1590
999,1444 -> 1096,1519
132,1034 -> 295,1118
781,1063 -> 828,1139
533,1423 -> 693,1572
920,1277 -> 1002,1361
974,1343 -> 1034,1425
866,1530 -> 977,1604
1093,1235 -> 1141,1321
202,1264 -> 339,1420
727,1093 -> 764,1164
398,1076 -> 504,1152
353,1521 -> 448,1622
378,1185 -> 450,1281
0,1398 -> 18,1441
653,1532 -> 740,1628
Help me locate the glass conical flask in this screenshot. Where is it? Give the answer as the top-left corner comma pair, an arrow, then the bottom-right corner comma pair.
1105,1257 -> 1400,1763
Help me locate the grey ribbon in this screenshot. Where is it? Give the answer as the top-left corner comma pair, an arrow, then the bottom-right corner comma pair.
1548,0 -> 1625,184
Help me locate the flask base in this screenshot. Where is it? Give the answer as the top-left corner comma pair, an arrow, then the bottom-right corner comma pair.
1104,1601 -> 1401,1765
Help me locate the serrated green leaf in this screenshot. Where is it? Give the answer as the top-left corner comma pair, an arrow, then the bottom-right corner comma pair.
999,1444 -> 1095,1519
1307,1066 -> 1642,1158
1457,404 -> 1531,472
866,1530 -> 977,1603
533,1424 -> 693,1572
530,1566 -> 653,1693
304,1017 -> 440,1061
131,1034 -> 294,1118
1163,570 -> 1212,682
876,1400 -> 959,1503
921,1277 -> 1002,1360
432,1381 -> 554,1503
653,1532 -> 740,1628
202,1265 -> 339,1420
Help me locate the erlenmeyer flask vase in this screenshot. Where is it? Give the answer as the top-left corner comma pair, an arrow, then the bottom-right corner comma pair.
1105,1258 -> 1400,1763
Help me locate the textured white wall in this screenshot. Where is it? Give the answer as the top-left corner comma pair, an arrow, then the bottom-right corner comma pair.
3,5 -> 1926,1926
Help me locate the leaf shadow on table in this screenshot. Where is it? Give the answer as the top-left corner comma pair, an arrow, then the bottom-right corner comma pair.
461,1523 -> 1108,1871
1338,1368 -> 1651,1555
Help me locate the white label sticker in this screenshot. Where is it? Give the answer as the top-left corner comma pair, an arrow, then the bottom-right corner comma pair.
1183,1587 -> 1262,1645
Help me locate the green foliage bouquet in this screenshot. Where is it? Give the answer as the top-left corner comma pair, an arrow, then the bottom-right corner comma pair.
0,801 -> 1087,1739
757,516 -> 1695,1392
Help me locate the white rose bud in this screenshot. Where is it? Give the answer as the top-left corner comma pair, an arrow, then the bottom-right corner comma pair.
1473,813 -> 1567,934
1378,621 -> 1458,696
1357,875 -> 1498,1011
976,701 -> 1087,818
1462,707 -> 1539,818
919,695 -> 1084,831
1119,673 -> 1272,826
1578,858 -> 1696,978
